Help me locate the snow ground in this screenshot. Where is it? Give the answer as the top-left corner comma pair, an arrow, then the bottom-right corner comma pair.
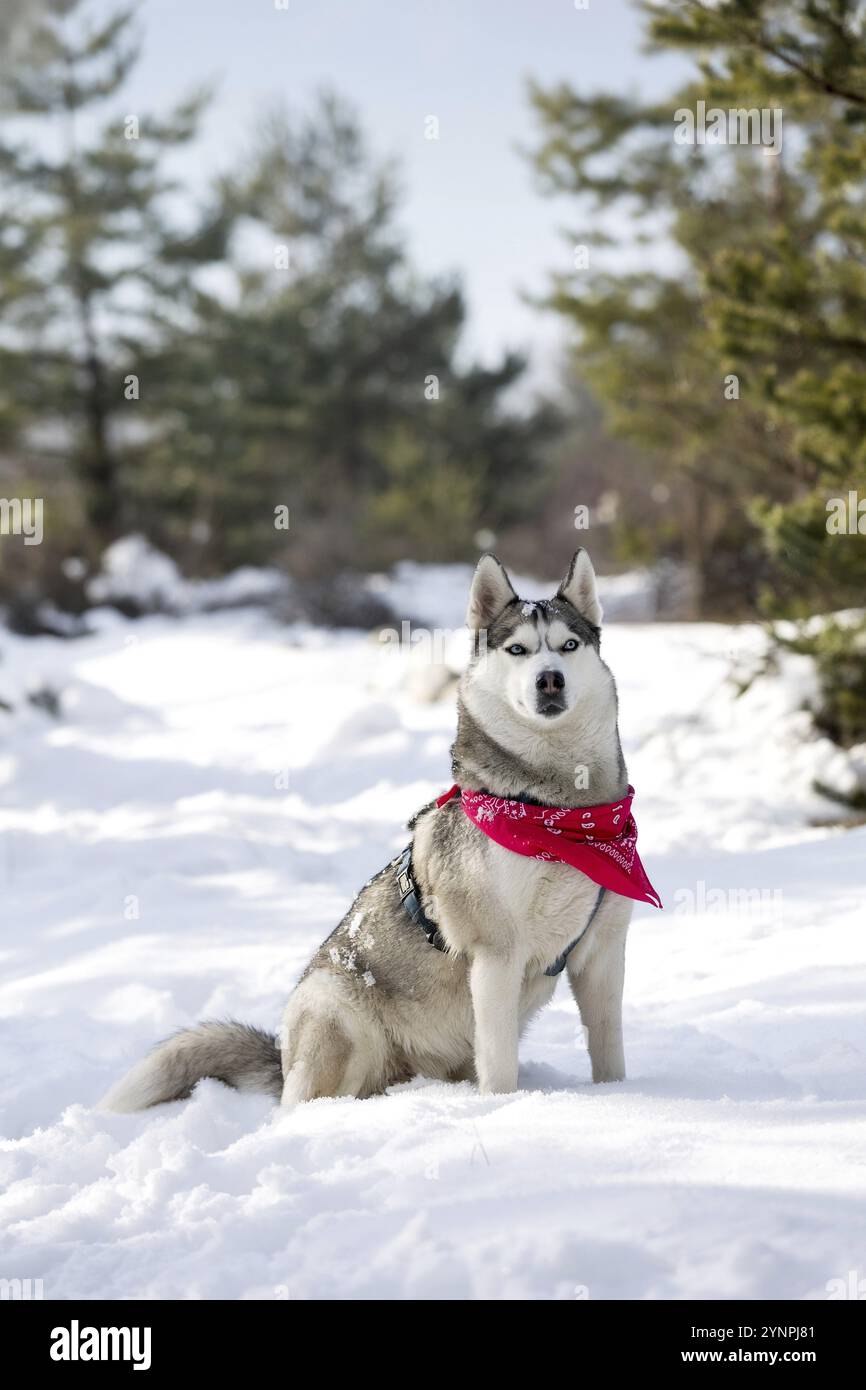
1,588 -> 865,1301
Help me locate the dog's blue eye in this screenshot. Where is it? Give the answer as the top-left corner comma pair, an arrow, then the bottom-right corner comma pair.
506,644 -> 527,656
562,639 -> 579,652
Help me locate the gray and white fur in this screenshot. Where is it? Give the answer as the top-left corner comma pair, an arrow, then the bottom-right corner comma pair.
102,550 -> 634,1112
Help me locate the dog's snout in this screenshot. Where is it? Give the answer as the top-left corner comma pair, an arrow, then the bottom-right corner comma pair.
535,669 -> 565,696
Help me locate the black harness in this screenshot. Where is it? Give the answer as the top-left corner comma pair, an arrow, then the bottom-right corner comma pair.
395,846 -> 448,952
542,883 -> 607,975
395,845 -> 606,976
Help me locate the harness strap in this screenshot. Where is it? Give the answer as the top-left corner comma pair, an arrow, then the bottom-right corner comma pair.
395,845 -> 448,952
544,885 -> 607,976
395,846 -> 606,974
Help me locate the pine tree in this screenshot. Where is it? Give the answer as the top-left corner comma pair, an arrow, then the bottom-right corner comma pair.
529,0 -> 866,740
0,0 -> 230,546
137,95 -> 558,576
0,13 -> 556,596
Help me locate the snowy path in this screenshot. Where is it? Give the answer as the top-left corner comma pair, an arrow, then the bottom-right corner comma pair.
1,607 -> 865,1300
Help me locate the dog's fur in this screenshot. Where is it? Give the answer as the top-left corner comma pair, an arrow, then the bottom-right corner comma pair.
102,550 -> 634,1111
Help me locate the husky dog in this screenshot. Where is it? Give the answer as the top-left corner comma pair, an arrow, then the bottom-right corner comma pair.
103,550 -> 635,1111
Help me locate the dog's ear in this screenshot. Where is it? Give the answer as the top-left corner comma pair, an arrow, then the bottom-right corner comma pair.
466,553 -> 517,631
557,549 -> 603,628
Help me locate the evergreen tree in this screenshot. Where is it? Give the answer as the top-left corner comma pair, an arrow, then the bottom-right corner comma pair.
138,95 -> 558,576
0,8 -> 557,599
0,0 -> 230,546
530,0 -> 866,739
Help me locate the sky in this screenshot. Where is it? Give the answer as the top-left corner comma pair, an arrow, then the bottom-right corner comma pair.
86,0 -> 688,389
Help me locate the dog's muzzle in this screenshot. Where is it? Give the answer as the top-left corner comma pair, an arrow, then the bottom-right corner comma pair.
535,668 -> 566,717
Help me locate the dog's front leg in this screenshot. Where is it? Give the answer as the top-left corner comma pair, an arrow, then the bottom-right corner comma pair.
568,929 -> 626,1083
469,951 -> 523,1094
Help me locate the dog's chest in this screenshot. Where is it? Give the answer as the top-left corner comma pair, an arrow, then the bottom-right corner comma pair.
484,840 -> 600,962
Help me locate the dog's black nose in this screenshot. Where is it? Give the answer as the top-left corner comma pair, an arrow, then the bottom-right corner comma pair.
535,669 -> 565,696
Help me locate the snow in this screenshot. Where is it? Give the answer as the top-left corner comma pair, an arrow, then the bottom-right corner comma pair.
85,534 -> 290,614
367,558 -> 686,625
1,580 -> 865,1301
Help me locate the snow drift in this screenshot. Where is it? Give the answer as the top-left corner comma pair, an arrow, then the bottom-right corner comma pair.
0,576 -> 864,1300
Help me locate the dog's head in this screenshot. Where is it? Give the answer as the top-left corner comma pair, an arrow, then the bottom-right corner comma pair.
464,550 -> 606,725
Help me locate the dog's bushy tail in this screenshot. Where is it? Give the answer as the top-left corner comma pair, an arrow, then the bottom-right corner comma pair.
100,1021 -> 282,1112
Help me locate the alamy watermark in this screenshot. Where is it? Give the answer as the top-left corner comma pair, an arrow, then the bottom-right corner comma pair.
673,880 -> 783,922
0,497 -> 43,545
0,1276 -> 44,1299
826,491 -> 866,535
674,101 -> 782,156
826,1270 -> 866,1300
378,621 -> 486,665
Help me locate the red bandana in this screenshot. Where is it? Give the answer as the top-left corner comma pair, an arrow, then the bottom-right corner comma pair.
435,783 -> 662,909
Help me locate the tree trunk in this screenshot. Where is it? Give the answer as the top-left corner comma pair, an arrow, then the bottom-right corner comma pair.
64,77 -> 121,547
78,301 -> 120,543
